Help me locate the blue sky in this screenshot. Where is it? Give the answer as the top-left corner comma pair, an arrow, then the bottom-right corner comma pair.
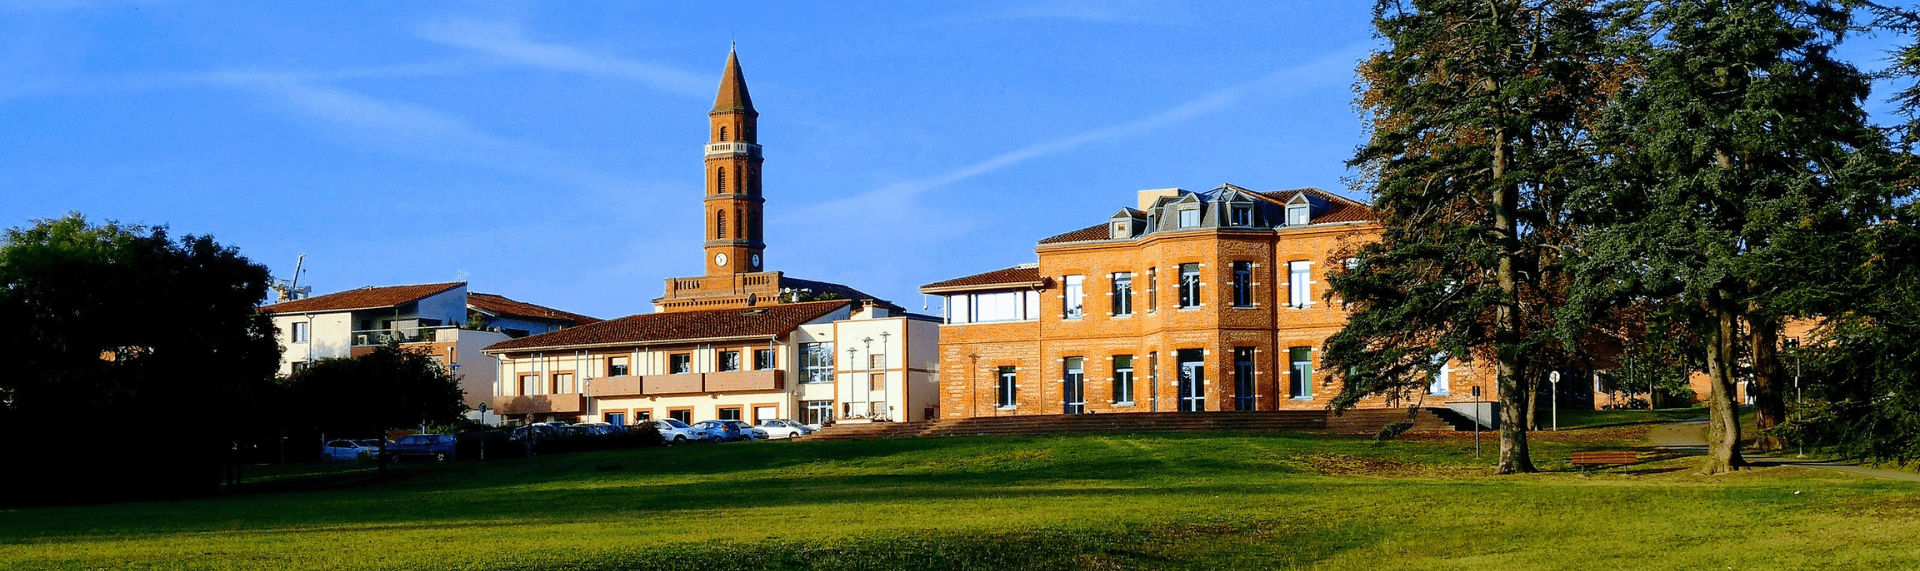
2,1 -> 1910,320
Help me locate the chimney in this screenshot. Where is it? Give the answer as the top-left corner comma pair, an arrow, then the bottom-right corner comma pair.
1137,188 -> 1184,211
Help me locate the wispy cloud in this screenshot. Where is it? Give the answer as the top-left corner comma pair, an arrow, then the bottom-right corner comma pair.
416,18 -> 708,97
203,71 -> 640,195
797,44 -> 1367,213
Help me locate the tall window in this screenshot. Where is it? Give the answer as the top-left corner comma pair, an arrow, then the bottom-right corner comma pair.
1147,267 -> 1158,311
552,372 -> 574,394
1289,347 -> 1313,399
733,209 -> 742,240
717,167 -> 729,193
1429,355 -> 1452,395
1287,204 -> 1310,225
719,126 -> 728,141
1232,261 -> 1253,307
608,356 -> 630,376
520,374 -> 536,396
749,167 -> 760,196
997,366 -> 1017,408
748,211 -> 760,239
801,342 -> 834,383
1147,352 -> 1158,410
1063,357 -> 1085,414
754,348 -> 774,370
1288,261 -> 1313,308
1178,208 -> 1200,228
290,322 -> 310,343
1113,355 -> 1135,404
1178,263 -> 1201,308
1234,348 -> 1256,411
1112,272 -> 1133,316
670,353 -> 691,374
716,210 -> 727,239
1063,275 -> 1084,319
718,350 -> 741,372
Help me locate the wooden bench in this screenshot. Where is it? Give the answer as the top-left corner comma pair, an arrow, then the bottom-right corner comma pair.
1570,451 -> 1640,470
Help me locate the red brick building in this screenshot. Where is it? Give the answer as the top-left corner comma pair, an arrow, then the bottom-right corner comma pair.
922,185 -> 1497,419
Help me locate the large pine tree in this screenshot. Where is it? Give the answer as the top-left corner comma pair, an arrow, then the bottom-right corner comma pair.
1580,0 -> 1896,473
1331,0 -> 1615,474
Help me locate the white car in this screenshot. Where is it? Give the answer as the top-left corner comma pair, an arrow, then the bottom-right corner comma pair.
755,419 -> 810,439
651,419 -> 700,444
321,439 -> 377,462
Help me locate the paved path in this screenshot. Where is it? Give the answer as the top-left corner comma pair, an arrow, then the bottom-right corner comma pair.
1646,420 -> 1919,481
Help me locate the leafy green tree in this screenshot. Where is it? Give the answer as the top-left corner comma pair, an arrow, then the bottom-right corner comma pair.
281,342 -> 465,472
1576,0 -> 1899,473
1331,0 -> 1616,474
0,213 -> 280,503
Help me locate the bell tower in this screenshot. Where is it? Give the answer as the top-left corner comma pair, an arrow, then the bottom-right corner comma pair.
704,48 -> 766,275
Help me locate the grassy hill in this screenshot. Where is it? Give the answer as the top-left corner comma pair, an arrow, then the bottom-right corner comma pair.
2,416 -> 1915,570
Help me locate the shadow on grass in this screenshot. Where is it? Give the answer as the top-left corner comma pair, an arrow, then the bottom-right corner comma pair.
492,517 -> 1388,571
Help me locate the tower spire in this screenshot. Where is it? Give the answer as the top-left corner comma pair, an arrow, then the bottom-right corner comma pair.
703,49 -> 765,276
712,48 -> 755,116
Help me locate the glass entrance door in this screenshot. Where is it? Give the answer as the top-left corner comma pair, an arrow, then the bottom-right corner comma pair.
1177,350 -> 1205,412
1062,357 -> 1085,414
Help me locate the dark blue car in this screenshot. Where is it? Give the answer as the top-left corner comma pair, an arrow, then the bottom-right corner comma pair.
386,434 -> 457,461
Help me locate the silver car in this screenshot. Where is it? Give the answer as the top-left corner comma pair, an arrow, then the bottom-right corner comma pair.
651,419 -> 700,444
321,439 -> 377,462
755,419 -> 810,439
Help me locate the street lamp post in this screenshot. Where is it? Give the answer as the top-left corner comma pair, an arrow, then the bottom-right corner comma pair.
1550,371 -> 1560,431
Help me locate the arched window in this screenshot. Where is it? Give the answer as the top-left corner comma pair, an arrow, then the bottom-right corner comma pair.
716,210 -> 727,239
719,126 -> 728,141
749,166 -> 760,195
749,211 -> 760,241
717,167 -> 728,194
734,209 -> 742,240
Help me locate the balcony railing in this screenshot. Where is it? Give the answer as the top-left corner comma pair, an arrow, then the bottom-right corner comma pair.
351,326 -> 456,347
586,370 -> 784,398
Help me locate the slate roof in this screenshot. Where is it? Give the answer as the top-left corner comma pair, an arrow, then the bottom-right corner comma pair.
920,266 -> 1046,292
484,300 -> 851,353
259,282 -> 463,314
467,292 -> 600,325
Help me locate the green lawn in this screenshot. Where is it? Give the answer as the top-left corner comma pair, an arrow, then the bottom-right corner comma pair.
1,418 -> 1914,570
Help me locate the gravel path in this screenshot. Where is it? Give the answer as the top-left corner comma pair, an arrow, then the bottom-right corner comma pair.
1645,420 -> 1920,481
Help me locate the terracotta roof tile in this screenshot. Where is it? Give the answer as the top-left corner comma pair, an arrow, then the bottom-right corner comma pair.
1258,188 -> 1378,223
484,300 -> 850,353
468,292 -> 601,325
260,282 -> 463,314
921,266 -> 1045,292
1037,223 -> 1109,245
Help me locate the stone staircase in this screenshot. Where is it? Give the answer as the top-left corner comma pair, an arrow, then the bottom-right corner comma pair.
807,408 -> 1457,442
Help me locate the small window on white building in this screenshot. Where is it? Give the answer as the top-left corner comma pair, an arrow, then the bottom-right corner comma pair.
291,322 -> 310,343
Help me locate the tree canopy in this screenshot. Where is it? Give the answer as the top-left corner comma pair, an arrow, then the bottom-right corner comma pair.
0,213 -> 281,503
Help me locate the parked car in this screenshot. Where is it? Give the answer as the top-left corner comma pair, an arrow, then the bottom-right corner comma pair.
652,419 -> 699,444
321,439 -> 377,462
688,420 -> 751,443
386,434 -> 458,461
755,419 -> 810,439
719,420 -> 770,441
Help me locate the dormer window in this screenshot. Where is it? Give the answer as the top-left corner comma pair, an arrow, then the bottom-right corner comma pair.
1112,222 -> 1127,238
1286,204 -> 1310,225
1230,206 -> 1252,227
1178,208 -> 1200,228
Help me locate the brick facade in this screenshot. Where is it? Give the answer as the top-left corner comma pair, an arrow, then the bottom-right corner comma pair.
925,186 -> 1498,419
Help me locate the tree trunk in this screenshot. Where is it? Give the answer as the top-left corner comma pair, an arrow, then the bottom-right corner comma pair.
1746,311 -> 1786,452
1492,127 -> 1535,474
1702,299 -> 1746,474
